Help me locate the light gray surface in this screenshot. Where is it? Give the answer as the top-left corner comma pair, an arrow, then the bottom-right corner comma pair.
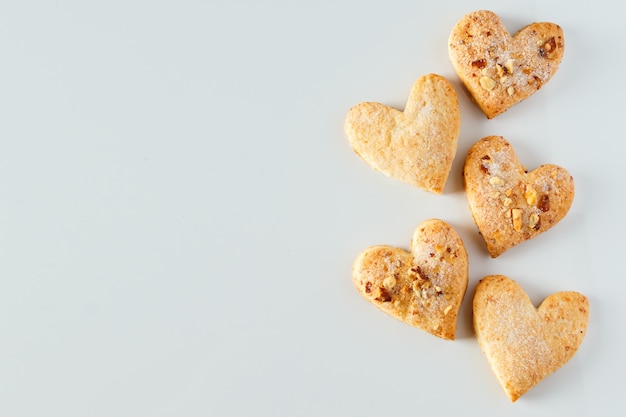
0,1 -> 623,415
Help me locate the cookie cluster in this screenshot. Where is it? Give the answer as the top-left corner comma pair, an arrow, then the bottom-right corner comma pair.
345,10 -> 588,402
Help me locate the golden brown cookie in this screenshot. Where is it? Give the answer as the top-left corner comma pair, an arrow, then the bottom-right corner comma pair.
352,219 -> 468,340
345,74 -> 460,194
464,136 -> 574,257
449,10 -> 564,118
473,275 -> 589,402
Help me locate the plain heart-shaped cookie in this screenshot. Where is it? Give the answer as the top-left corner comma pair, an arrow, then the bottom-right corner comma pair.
473,275 -> 589,402
345,74 -> 460,194
352,219 -> 468,340
449,10 -> 564,118
464,136 -> 574,257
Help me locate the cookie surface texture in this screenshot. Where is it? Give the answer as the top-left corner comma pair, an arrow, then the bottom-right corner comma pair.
464,136 -> 574,257
449,10 -> 564,118
345,74 -> 460,194
473,275 -> 589,401
352,219 -> 468,340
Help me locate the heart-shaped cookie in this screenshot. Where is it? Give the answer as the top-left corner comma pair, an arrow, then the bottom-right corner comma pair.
449,10 -> 564,118
352,219 -> 468,340
473,275 -> 589,402
464,136 -> 574,257
344,74 -> 460,194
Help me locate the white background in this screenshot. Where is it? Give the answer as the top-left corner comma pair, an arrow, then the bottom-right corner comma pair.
1,1 -> 624,416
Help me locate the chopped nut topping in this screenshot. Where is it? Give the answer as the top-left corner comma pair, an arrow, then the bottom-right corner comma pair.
507,86 -> 515,96
504,59 -> 515,74
505,210 -> 511,219
489,176 -> 504,185
503,197 -> 512,206
512,208 -> 523,232
505,189 -> 512,197
444,305 -> 453,315
480,76 -> 496,91
407,268 -> 416,278
412,281 -> 421,293
529,212 -> 541,230
373,286 -> 391,302
382,276 -> 397,290
414,265 -> 428,281
421,289 -> 428,299
540,37 -> 557,58
471,59 -> 487,69
434,285 -> 442,293
524,185 -> 538,206
433,323 -> 440,331
496,64 -> 505,77
480,155 -> 491,174
538,194 -> 550,212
